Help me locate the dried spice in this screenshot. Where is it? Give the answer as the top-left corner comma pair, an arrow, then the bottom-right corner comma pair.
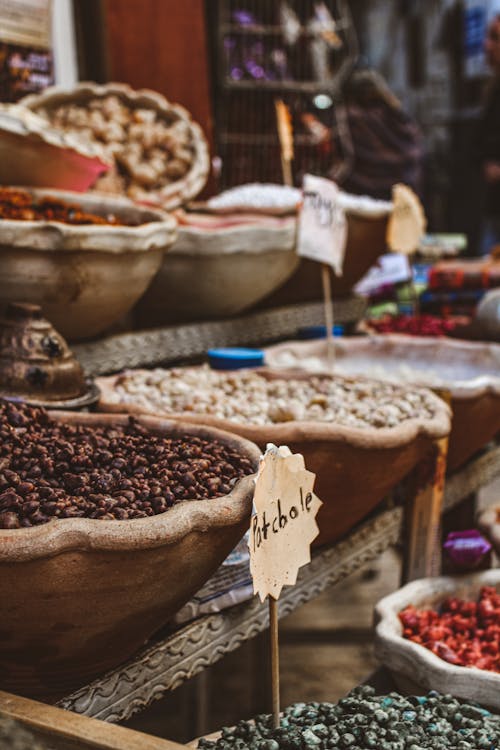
111,366 -> 438,429
40,94 -> 196,201
198,686 -> 500,750
0,187 -> 133,226
366,314 -> 458,337
400,586 -> 500,672
0,400 -> 254,528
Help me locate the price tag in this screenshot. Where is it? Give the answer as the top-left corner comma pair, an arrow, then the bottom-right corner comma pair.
386,183 -> 426,255
249,444 -> 322,603
297,174 -> 347,275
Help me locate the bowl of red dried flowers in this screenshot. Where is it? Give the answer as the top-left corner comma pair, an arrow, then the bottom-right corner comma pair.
0,400 -> 259,699
375,571 -> 500,709
0,186 -> 177,341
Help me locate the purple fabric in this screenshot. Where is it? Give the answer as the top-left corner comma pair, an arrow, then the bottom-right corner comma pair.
443,530 -> 492,570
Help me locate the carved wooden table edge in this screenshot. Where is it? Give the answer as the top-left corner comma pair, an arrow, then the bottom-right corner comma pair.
443,441 -> 500,513
73,296 -> 366,376
56,505 -> 402,723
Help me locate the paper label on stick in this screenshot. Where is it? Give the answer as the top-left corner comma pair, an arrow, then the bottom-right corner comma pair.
297,174 -> 347,274
386,183 -> 426,255
249,444 -> 322,602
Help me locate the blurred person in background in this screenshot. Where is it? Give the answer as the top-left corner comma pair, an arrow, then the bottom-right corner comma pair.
336,68 -> 424,201
478,13 -> 500,255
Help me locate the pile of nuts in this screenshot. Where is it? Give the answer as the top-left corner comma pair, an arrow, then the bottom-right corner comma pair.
42,95 -> 195,202
0,401 -> 254,529
0,187 -> 128,225
110,366 -> 438,429
198,686 -> 500,750
400,586 -> 500,672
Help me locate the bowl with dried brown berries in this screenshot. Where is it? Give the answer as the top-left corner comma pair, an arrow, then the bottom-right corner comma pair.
0,186 -> 177,341
22,82 -> 210,210
0,401 -> 259,699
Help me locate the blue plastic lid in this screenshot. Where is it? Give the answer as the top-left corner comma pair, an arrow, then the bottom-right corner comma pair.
207,347 -> 265,370
297,325 -> 344,340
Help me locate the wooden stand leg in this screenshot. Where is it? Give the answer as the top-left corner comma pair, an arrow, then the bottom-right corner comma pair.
402,437 -> 449,583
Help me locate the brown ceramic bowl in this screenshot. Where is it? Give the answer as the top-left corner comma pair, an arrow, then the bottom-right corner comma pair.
97,369 -> 451,548
0,188 -> 177,341
265,336 -> 500,472
0,411 -> 260,699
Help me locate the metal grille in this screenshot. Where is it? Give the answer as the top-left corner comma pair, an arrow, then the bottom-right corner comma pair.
211,0 -> 358,188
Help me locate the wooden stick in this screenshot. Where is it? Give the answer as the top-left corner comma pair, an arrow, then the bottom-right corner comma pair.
280,155 -> 293,189
275,98 -> 294,188
269,596 -> 280,729
0,690 -> 186,750
321,263 -> 335,370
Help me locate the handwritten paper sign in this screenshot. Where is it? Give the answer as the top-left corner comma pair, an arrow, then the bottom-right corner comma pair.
386,183 -> 426,255
249,444 -> 322,602
297,174 -> 347,275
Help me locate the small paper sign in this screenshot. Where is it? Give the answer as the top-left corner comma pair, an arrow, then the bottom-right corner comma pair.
297,174 -> 347,275
386,183 -> 426,255
249,444 -> 322,602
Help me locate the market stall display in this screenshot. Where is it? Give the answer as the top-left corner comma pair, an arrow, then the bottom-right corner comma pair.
0,402 -> 259,697
97,366 -> 451,546
0,187 -> 177,341
374,570 -> 500,709
0,104 -> 110,191
0,301 -> 97,408
265,335 -> 500,470
135,210 -> 299,325
22,82 -> 210,210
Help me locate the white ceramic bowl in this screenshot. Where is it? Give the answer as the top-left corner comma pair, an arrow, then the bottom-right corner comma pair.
135,214 -> 299,324
375,571 -> 500,709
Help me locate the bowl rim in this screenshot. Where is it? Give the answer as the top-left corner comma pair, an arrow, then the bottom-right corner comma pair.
374,571 -> 500,694
0,410 -> 260,562
264,334 -> 500,401
96,367 -> 452,450
0,187 -> 178,253
21,81 -> 210,210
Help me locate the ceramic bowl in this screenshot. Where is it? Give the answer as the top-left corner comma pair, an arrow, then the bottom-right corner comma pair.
134,212 -> 299,324
265,335 -> 500,471
374,571 -> 500,709
0,188 -> 177,341
0,410 -> 260,699
97,368 -> 451,547
22,81 -> 210,210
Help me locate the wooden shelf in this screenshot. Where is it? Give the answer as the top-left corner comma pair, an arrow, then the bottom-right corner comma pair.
220,21 -> 349,37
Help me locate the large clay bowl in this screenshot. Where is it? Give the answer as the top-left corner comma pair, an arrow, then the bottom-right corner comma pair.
0,411 -> 260,699
374,571 -> 500,709
0,188 -> 177,341
134,214 -> 299,325
97,370 -> 450,548
257,209 -> 390,306
265,335 -> 500,471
